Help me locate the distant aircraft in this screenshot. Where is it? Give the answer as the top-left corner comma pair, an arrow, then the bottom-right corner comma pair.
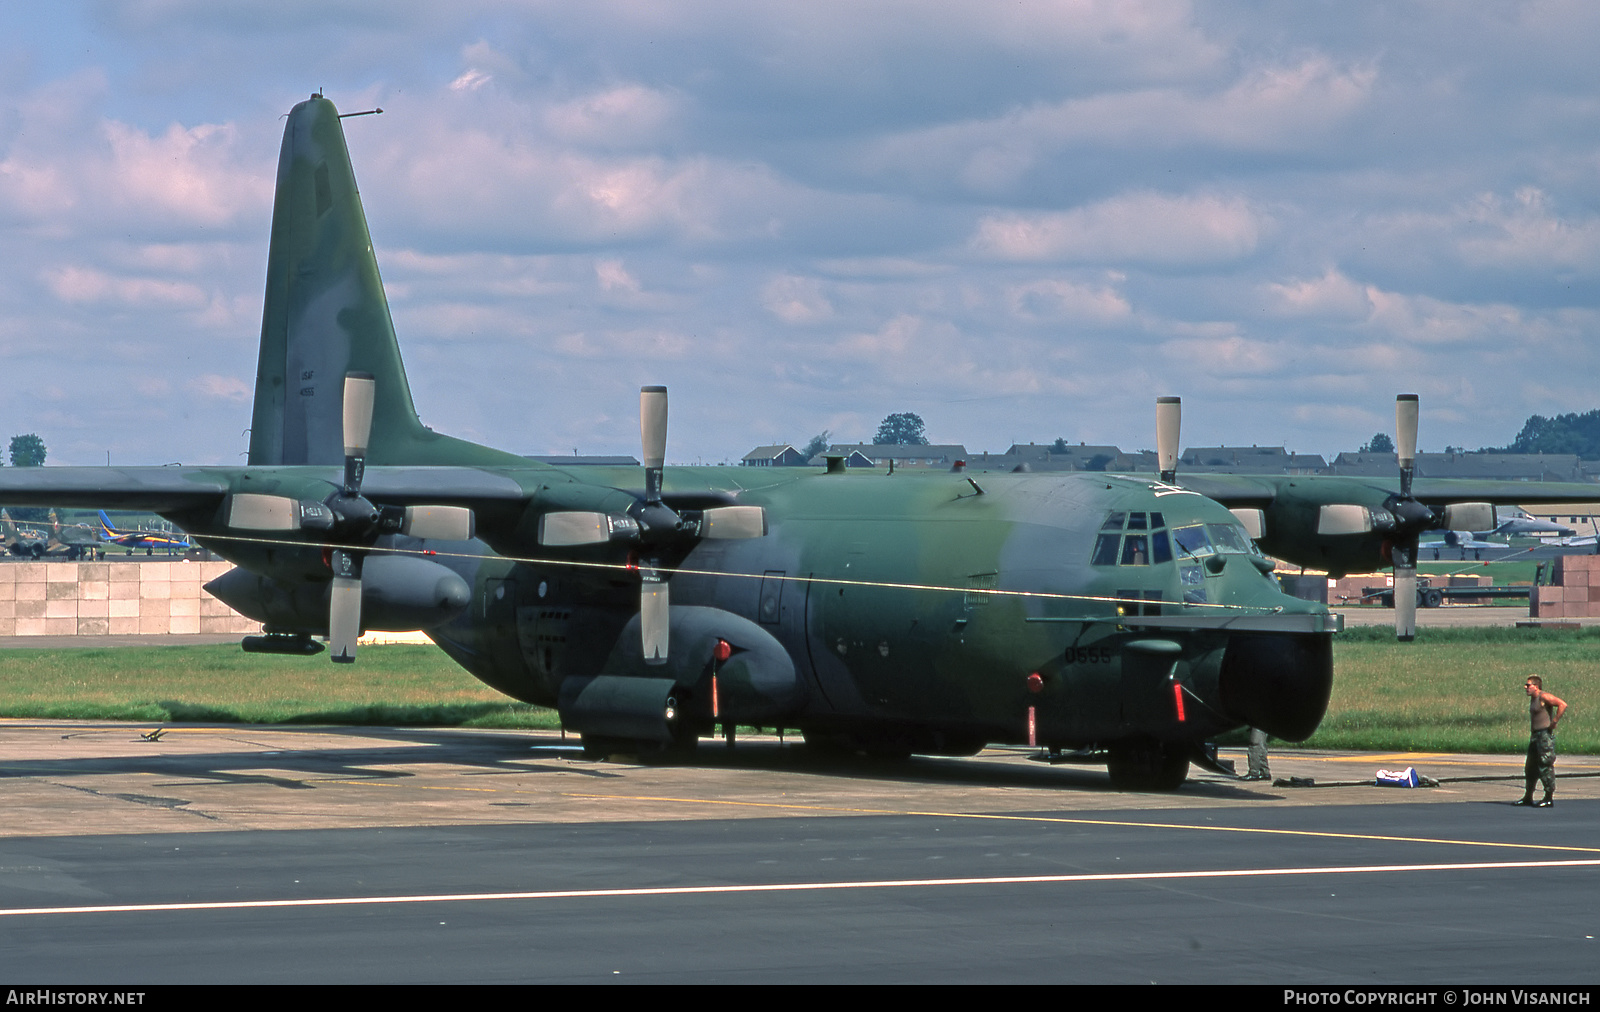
1419,529 -> 1507,561
0,509 -> 93,559
1,509 -> 51,558
1545,518 -> 1600,550
94,511 -> 192,554
1487,506 -> 1573,538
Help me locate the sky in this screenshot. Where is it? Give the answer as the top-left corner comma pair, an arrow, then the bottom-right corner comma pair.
1,1 -> 1597,467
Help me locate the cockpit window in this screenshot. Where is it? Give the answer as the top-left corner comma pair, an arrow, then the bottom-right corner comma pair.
1207,523 -> 1254,555
1091,533 -> 1119,566
1120,535 -> 1149,565
1093,513 -> 1172,566
1171,524 -> 1213,558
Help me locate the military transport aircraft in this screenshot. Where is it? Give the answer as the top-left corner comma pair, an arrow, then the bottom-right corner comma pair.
0,95 -> 1593,790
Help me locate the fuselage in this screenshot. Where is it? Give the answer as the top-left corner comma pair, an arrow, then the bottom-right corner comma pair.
312,463 -> 1337,753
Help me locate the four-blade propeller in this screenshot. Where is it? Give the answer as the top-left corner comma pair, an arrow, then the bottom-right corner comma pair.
1310,395 -> 1492,641
536,385 -> 767,664
224,372 -> 475,663
1159,393 -> 1495,642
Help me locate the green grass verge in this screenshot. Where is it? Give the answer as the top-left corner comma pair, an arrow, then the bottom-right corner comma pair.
1297,625 -> 1599,754
0,630 -> 1593,753
0,644 -> 560,729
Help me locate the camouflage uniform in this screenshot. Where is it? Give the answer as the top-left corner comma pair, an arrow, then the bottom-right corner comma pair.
1524,727 -> 1555,802
1245,727 -> 1271,781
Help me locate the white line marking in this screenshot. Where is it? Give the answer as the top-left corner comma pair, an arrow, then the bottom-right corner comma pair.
3,859 -> 1597,918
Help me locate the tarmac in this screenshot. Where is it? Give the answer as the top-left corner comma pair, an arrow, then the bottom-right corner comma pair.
2,719 -> 1595,839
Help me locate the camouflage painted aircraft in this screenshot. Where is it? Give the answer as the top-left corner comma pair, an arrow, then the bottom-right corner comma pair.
1,95 -> 1594,789
0,508 -> 93,559
1,509 -> 51,558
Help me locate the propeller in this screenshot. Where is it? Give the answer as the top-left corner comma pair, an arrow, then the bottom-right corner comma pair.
534,385 -> 769,664
1153,396 -> 1265,537
1391,393 -> 1419,642
1311,395 -> 1495,641
224,371 -> 475,663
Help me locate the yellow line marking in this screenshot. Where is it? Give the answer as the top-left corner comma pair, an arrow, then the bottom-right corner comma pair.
556,792 -> 1600,854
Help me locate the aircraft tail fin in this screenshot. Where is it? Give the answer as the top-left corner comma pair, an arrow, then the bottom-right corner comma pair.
248,95 -> 524,468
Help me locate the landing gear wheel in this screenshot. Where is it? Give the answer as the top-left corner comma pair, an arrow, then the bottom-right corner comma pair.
1106,741 -> 1190,791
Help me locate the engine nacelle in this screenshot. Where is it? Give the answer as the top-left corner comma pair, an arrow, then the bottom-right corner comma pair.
205,556 -> 470,634
556,606 -> 805,734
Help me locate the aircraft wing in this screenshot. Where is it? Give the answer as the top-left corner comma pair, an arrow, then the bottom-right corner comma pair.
0,468 -> 235,512
1167,472 -> 1600,576
0,465 -> 538,526
1181,473 -> 1600,511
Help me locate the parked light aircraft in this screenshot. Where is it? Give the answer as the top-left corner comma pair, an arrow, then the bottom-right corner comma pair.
94,510 -> 192,554
3,96 -> 1596,788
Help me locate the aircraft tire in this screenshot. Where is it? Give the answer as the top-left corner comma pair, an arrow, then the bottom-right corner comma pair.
1106,741 -> 1190,791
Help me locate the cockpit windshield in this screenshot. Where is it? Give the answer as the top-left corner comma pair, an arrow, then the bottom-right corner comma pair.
1170,522 -> 1261,560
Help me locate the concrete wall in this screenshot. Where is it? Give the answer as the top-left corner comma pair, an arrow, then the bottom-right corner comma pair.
0,561 -> 261,637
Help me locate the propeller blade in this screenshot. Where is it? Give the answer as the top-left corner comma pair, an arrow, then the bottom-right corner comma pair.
538,511 -> 640,546
399,505 -> 475,541
1230,508 -> 1265,540
227,494 -> 335,532
328,548 -> 363,663
1393,564 -> 1417,642
700,505 -> 766,539
641,385 -> 667,503
1396,394 -> 1418,498
1156,396 -> 1181,483
1442,502 -> 1494,532
1317,504 -> 1376,535
343,371 -> 376,496
640,563 -> 668,665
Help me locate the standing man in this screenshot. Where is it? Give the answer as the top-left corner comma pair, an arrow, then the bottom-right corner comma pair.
1517,675 -> 1567,808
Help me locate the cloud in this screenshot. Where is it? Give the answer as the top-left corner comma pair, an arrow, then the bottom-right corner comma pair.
1454,188 -> 1600,272
971,192 -> 1263,266
0,77 -> 270,235
862,56 -> 1376,195
543,85 -> 682,149
43,265 -> 208,308
1006,278 -> 1131,324
761,274 -> 834,324
1262,269 -> 1374,319
189,374 -> 251,402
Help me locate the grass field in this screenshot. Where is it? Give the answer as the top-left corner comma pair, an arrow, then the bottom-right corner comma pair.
0,644 -> 559,728
0,628 -> 1593,753
1300,625 -> 1599,754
